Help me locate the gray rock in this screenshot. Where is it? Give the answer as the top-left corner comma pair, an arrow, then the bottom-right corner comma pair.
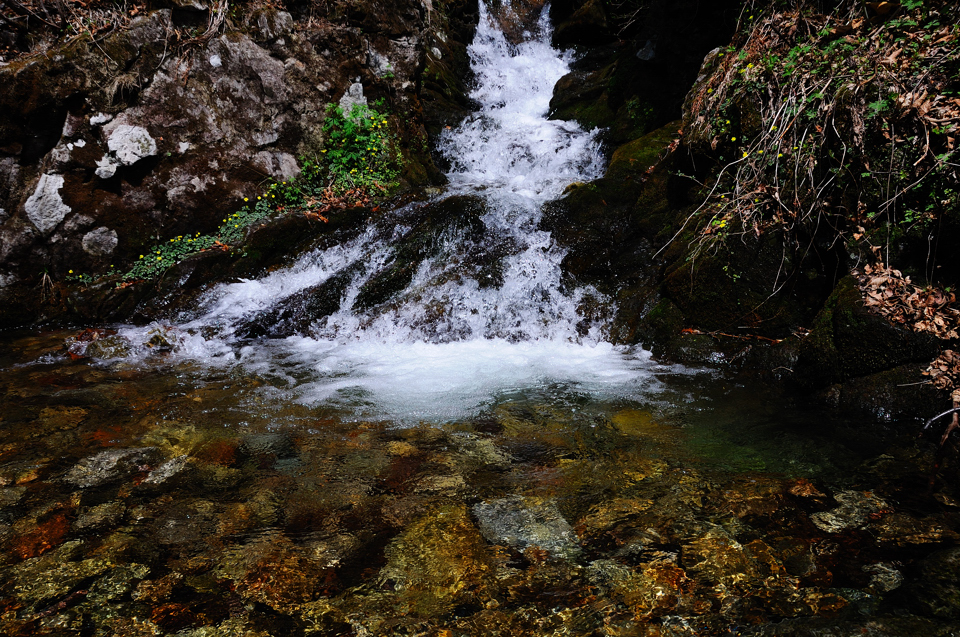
106,124 -> 158,165
81,226 -> 118,256
63,447 -> 159,488
94,156 -> 118,179
24,173 -> 71,235
473,495 -> 580,559
256,10 -> 293,40
810,490 -> 888,533
143,455 -> 190,484
339,82 -> 368,113
73,501 -> 126,531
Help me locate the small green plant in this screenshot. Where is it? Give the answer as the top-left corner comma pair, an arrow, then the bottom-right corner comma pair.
320,102 -> 398,194
122,234 -> 220,283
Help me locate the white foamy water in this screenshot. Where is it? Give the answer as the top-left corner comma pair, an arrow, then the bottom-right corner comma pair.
114,2 -> 678,422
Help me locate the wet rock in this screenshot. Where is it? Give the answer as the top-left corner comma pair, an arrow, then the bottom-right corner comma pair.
63,447 -> 159,488
6,540 -> 110,611
415,473 -> 467,494
176,618 -> 274,636
586,559 -> 697,618
86,563 -> 152,604
682,527 -> 763,587
732,615 -> 960,636
217,533 -> 330,612
809,490 -> 888,534
907,547 -> 960,618
576,497 -> 655,542
10,499 -> 76,559
862,562 -> 903,595
143,455 -> 191,485
73,501 -> 126,532
473,495 -> 581,560
35,405 -> 87,434
303,533 -> 361,568
239,433 -> 297,460
84,334 -> 132,359
197,464 -> 243,491
379,504 -> 495,615
152,499 -> 220,546
133,571 -> 184,602
145,325 -> 180,351
0,485 -> 27,509
872,511 -> 959,547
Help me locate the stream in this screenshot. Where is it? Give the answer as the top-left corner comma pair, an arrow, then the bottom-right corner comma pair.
1,3 -> 959,635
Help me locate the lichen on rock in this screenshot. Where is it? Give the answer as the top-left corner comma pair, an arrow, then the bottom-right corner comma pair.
24,173 -> 71,235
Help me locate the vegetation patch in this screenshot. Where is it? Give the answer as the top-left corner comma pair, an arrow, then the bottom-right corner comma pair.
320,101 -> 399,194
68,102 -> 398,288
678,0 -> 959,263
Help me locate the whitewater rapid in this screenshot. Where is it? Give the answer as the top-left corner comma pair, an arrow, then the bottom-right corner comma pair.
114,2 -> 678,422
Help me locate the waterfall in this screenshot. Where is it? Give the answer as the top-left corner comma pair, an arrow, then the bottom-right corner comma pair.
116,1 -> 673,422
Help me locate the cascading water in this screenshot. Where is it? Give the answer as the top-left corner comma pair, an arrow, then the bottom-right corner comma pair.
116,2 -> 676,422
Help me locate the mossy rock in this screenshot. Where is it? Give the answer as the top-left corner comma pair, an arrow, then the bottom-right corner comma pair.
627,297 -> 684,349
542,179 -> 644,286
552,0 -> 612,47
907,547 -> 960,619
604,120 -> 681,191
819,363 -> 945,422
662,230 -> 805,337
794,276 -> 940,391
548,61 -> 618,130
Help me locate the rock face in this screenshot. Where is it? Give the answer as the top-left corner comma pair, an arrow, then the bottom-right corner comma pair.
539,0 -> 957,423
0,0 -> 478,327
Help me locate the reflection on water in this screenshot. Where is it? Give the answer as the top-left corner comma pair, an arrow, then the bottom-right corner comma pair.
1,328 -> 959,636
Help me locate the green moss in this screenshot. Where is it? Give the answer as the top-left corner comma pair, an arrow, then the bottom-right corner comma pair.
795,276 -> 940,390
605,120 -> 681,185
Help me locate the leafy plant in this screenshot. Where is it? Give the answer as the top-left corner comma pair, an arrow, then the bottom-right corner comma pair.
320,102 -> 398,194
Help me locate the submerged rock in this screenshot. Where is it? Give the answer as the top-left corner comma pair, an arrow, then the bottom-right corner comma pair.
7,540 -> 110,611
907,547 -> 960,619
73,501 -> 126,532
378,504 -> 495,615
809,490 -> 889,534
63,447 -> 159,488
143,455 -> 191,485
473,495 -> 580,560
